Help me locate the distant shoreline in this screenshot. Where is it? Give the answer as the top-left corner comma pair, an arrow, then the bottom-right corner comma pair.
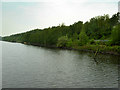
28,42 -> 120,56
2,40 -> 120,56
2,13 -> 120,57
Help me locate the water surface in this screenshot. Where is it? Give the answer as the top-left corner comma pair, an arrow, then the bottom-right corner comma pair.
2,41 -> 119,88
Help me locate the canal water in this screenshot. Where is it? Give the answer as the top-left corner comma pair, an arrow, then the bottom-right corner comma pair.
1,41 -> 119,88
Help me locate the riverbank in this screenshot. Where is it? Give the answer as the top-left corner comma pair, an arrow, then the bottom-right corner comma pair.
2,40 -> 120,56
22,41 -> 120,56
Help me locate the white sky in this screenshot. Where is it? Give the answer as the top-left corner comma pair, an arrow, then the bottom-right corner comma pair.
1,0 -> 120,36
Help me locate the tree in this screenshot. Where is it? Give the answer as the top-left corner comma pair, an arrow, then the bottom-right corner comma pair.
111,24 -> 120,45
79,26 -> 89,46
2,13 -> 119,47
57,35 -> 69,47
73,33 -> 78,41
66,38 -> 73,48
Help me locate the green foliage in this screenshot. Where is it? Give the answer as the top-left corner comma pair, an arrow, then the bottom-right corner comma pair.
2,13 -> 120,50
106,40 -> 112,46
72,40 -> 79,47
66,38 -> 73,48
110,13 -> 119,26
111,24 -> 120,45
95,41 -> 101,45
57,36 -> 69,47
0,36 -> 2,40
72,33 -> 79,41
84,13 -> 119,39
89,39 -> 95,45
79,26 -> 89,46
100,35 -> 105,40
77,45 -> 120,54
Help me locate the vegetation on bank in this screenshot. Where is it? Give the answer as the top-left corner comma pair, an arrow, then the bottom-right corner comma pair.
0,36 -> 2,40
0,36 -> 2,41
2,13 -> 120,55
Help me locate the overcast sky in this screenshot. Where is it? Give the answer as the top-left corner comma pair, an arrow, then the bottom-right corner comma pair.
1,0 -> 119,36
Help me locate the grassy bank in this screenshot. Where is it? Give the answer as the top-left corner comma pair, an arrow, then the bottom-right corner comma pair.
2,40 -> 120,56
73,45 -> 120,55
23,41 -> 120,56
2,13 -> 120,56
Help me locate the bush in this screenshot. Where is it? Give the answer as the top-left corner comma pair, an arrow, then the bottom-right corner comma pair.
105,40 -> 112,46
57,36 -> 69,47
79,31 -> 89,46
100,35 -> 105,40
111,24 -> 120,45
72,40 -> 79,47
66,39 -> 73,48
89,39 -> 95,44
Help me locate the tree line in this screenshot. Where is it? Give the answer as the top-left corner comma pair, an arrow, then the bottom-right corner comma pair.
2,13 -> 120,48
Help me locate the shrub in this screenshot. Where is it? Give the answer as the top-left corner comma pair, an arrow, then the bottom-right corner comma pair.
66,38 -> 73,48
57,35 -> 69,47
111,24 -> 120,45
89,39 -> 95,44
105,40 -> 112,46
79,31 -> 89,46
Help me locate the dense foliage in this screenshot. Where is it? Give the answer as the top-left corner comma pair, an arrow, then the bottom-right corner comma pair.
78,26 -> 89,46
111,24 -> 120,45
0,36 -> 2,40
2,13 -> 120,50
57,35 -> 69,47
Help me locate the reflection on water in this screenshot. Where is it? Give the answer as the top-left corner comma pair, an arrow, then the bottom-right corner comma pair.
2,41 -> 119,88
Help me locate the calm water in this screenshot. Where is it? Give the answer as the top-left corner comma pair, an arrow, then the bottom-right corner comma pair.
2,41 -> 119,88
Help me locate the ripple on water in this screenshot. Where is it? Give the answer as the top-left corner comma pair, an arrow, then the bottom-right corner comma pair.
2,41 -> 119,88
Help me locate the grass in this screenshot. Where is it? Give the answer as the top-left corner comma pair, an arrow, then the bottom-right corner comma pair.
72,45 -> 120,55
